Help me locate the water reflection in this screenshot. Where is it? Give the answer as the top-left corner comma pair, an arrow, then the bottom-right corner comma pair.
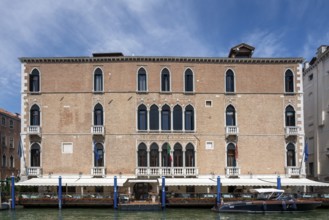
1,208 -> 329,220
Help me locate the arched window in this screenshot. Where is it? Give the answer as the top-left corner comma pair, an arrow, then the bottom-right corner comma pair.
138,104 -> 147,130
10,156 -> 14,168
29,69 -> 40,92
30,143 -> 40,167
227,143 -> 236,167
94,143 -> 104,167
2,155 -> 6,167
150,143 -> 159,167
286,143 -> 296,166
138,143 -> 147,167
226,105 -> 236,126
94,104 -> 103,126
285,70 -> 294,93
173,143 -> 183,167
185,105 -> 194,131
94,68 -> 103,92
161,104 -> 171,131
285,105 -> 295,126
173,105 -> 182,130
161,68 -> 170,92
185,143 -> 195,167
30,105 -> 40,126
162,143 -> 171,167
185,69 -> 193,92
138,68 -> 147,92
226,69 -> 235,92
150,105 -> 159,130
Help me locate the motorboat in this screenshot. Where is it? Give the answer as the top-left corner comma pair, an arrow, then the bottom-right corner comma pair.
212,188 -> 321,213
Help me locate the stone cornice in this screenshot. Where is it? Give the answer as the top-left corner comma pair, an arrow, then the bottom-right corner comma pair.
19,56 -> 303,64
304,49 -> 329,74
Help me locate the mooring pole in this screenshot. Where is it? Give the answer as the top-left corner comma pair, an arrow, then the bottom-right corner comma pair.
58,176 -> 62,209
216,176 -> 221,206
161,176 -> 166,209
11,175 -> 15,209
114,176 -> 118,209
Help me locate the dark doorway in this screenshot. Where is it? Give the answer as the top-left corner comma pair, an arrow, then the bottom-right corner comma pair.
133,183 -> 152,200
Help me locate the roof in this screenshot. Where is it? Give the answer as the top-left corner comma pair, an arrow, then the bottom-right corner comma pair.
19,56 -> 303,64
0,108 -> 20,119
228,43 -> 255,58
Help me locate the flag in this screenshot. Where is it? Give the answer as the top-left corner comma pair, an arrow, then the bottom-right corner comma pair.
94,142 -> 100,162
167,143 -> 172,165
304,140 -> 308,162
235,143 -> 238,160
18,138 -> 22,158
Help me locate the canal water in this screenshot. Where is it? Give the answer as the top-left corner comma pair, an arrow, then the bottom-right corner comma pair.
1,208 -> 329,220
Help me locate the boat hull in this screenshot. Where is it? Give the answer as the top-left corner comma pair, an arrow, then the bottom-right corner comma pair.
212,200 -> 322,213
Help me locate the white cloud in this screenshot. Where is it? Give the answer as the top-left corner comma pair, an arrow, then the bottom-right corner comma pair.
242,29 -> 286,57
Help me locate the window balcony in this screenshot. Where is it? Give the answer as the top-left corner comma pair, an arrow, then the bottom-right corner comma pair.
135,167 -> 198,177
91,126 -> 104,136
225,126 -> 239,137
285,126 -> 299,137
28,126 -> 41,136
225,167 -> 240,177
27,167 -> 42,177
285,166 -> 301,177
91,167 -> 106,177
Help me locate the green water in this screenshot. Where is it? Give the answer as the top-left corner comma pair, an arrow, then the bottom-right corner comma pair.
1,208 -> 329,220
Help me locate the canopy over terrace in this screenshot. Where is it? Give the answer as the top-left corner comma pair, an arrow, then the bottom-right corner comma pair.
16,177 -> 128,187
157,177 -> 329,187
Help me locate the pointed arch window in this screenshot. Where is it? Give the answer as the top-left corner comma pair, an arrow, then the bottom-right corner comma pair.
2,155 -> 6,167
185,143 -> 195,167
226,69 -> 235,92
162,143 -> 171,167
285,105 -> 295,126
94,143 -> 104,167
161,104 -> 171,131
173,105 -> 182,130
10,155 -> 14,168
138,68 -> 147,92
94,68 -> 103,92
138,104 -> 147,130
226,105 -> 236,126
185,105 -> 194,131
173,143 -> 183,167
29,69 -> 40,92
185,69 -> 194,92
31,143 -> 40,167
227,143 -> 237,167
285,70 -> 294,93
138,143 -> 147,167
150,105 -> 159,130
30,105 -> 40,126
286,143 -> 296,166
161,68 -> 170,92
94,104 -> 104,126
150,143 -> 159,167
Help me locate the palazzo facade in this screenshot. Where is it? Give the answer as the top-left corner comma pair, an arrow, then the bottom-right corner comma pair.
18,44 -> 310,194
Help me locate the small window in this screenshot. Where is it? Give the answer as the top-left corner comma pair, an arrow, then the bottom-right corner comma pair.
285,69 -> 294,93
185,69 -> 194,92
138,104 -> 147,130
226,69 -> 235,92
10,156 -> 14,168
205,141 -> 214,150
29,69 -> 40,92
62,143 -> 73,154
9,137 -> 14,148
205,100 -> 212,107
161,68 -> 171,92
1,136 -> 6,146
9,120 -> 13,128
138,68 -> 147,92
2,155 -> 6,167
2,117 -> 5,126
308,74 -> 313,81
94,68 -> 103,92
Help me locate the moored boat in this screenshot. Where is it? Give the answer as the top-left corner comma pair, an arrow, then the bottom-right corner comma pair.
212,188 -> 322,213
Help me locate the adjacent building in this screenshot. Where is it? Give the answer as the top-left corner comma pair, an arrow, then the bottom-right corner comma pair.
0,108 -> 21,181
303,45 -> 329,184
17,43 -> 326,197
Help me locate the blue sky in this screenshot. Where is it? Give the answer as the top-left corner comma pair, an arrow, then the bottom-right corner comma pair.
1,0 -> 329,114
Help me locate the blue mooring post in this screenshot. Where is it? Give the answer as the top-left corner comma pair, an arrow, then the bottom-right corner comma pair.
11,175 -> 15,209
161,176 -> 166,209
58,176 -> 62,209
277,175 -> 281,190
216,176 -> 221,206
114,176 -> 118,209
